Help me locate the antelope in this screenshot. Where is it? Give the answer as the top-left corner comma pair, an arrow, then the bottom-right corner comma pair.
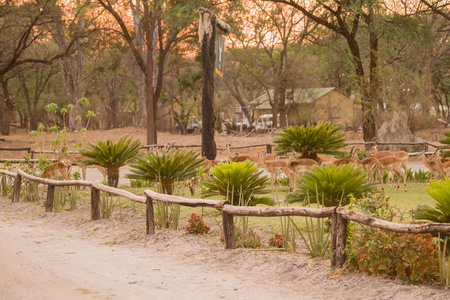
285,154 -> 318,190
316,154 -> 337,166
72,155 -> 107,182
351,149 -> 383,182
257,154 -> 288,190
333,147 -> 358,166
369,145 -> 409,173
428,151 -> 446,179
260,151 -> 279,162
441,160 -> 450,177
226,144 -> 258,163
40,160 -> 72,180
376,156 -> 407,191
418,151 -> 443,180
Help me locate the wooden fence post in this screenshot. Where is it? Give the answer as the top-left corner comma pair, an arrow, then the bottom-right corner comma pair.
266,144 -> 272,154
146,195 -> 155,234
45,185 -> 55,212
222,209 -> 236,249
12,174 -> 22,202
331,212 -> 347,268
91,186 -> 100,220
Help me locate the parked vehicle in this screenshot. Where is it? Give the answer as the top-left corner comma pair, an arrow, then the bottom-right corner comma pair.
254,114 -> 287,131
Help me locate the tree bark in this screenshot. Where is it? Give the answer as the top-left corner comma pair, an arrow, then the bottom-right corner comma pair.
331,212 -> 347,268
90,186 -> 100,220
45,185 -> 55,212
199,12 -> 217,160
143,1 -> 159,145
0,77 -> 13,135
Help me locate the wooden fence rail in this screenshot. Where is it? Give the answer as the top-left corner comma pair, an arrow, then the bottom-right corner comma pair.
2,140 -> 446,164
2,168 -> 450,268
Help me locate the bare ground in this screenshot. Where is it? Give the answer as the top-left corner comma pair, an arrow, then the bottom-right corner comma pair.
1,127 -> 450,299
1,198 -> 450,300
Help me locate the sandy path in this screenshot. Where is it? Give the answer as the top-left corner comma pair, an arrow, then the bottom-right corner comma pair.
0,218 -> 312,300
1,198 -> 450,300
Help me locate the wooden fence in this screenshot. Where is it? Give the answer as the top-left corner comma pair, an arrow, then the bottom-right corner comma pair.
0,141 -> 445,165
2,168 -> 450,268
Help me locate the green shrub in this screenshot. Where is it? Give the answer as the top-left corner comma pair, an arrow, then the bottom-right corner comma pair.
185,213 -> 210,234
286,164 -> 376,207
130,179 -> 149,188
273,122 -> 346,159
236,227 -> 262,249
413,178 -> 450,223
203,161 -> 274,206
127,148 -> 204,195
354,229 -> 439,284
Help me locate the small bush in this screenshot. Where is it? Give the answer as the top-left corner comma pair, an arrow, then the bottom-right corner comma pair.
130,179 -> 148,188
185,213 -> 210,234
236,227 -> 261,248
354,229 -> 439,284
269,233 -> 285,248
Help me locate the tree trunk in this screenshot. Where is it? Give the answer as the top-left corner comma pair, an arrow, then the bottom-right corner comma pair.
345,35 -> 376,143
106,167 -> 120,187
130,0 -> 147,128
144,2 -> 158,145
199,12 -> 217,160
0,78 -> 13,135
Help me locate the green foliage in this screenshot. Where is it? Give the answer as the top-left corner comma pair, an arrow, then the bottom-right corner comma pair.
53,186 -> 69,213
438,234 -> 450,287
286,164 -> 377,207
0,174 -> 13,197
439,131 -> 450,158
130,179 -> 149,188
23,179 -> 39,202
348,192 -> 392,219
185,213 -> 210,234
81,135 -> 142,187
127,149 -> 204,195
412,169 -> 430,182
101,193 -> 117,219
413,179 -> 450,223
289,196 -> 330,257
155,201 -> 180,230
235,227 -> 262,249
355,229 -> 439,284
273,122 -> 346,159
203,161 -> 275,206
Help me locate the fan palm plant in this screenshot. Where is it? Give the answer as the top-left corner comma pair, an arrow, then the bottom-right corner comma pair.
126,149 -> 206,195
274,122 -> 347,160
413,178 -> 450,223
80,136 -> 142,187
203,161 -> 275,207
286,164 -> 377,207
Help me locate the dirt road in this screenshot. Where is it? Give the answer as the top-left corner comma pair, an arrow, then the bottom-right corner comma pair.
0,215 -> 311,300
1,200 -> 450,300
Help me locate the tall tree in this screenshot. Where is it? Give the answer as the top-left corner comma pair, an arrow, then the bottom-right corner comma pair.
267,0 -> 384,141
50,0 -> 91,131
229,1 -> 316,128
0,0 -> 69,135
97,0 -> 205,145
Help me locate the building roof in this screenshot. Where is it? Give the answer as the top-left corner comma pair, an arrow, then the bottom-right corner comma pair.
250,87 -> 336,110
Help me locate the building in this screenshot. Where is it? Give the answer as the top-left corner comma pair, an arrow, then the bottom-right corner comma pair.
249,87 -> 361,130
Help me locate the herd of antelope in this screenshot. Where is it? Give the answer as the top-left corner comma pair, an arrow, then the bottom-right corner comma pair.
37,142 -> 450,196
223,143 -> 448,193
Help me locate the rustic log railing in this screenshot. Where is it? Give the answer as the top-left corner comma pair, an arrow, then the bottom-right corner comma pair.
1,140 -> 445,165
2,167 -> 450,268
